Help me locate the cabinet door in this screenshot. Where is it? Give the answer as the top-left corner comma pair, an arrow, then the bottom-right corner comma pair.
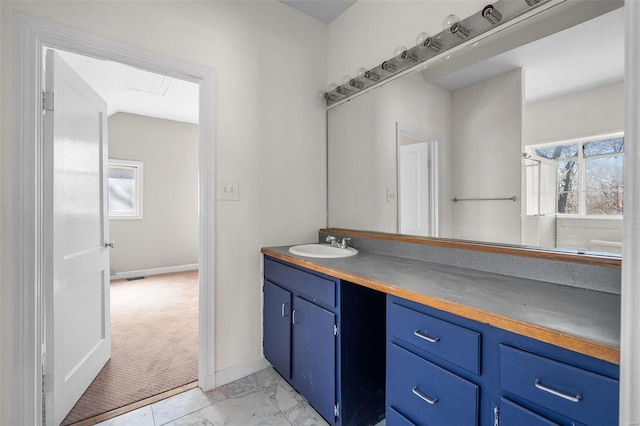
263,280 -> 292,379
292,296 -> 336,423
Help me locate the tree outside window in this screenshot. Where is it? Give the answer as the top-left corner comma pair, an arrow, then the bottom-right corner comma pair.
526,135 -> 623,216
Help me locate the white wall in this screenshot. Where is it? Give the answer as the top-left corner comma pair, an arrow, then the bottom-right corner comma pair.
0,2 -> 327,422
451,69 -> 523,244
524,81 -> 624,145
108,113 -> 198,274
327,1 -> 486,85
328,72 -> 452,235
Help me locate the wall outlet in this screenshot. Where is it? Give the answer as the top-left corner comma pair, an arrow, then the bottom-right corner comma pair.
218,180 -> 239,201
387,188 -> 397,203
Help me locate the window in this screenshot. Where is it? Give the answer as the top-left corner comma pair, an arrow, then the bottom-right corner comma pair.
525,134 -> 623,216
108,159 -> 143,220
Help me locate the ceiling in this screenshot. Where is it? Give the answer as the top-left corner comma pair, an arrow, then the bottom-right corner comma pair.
279,0 -> 355,24
429,6 -> 624,103
55,50 -> 200,124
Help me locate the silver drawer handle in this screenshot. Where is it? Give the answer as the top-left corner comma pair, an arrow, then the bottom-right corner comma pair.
292,309 -> 299,325
281,303 -> 289,317
412,386 -> 438,405
534,379 -> 582,403
414,330 -> 440,343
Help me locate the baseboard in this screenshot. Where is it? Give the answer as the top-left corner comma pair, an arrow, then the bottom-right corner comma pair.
214,358 -> 271,387
111,264 -> 198,280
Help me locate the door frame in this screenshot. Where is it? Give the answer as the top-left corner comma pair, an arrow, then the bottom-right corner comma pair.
12,14 -> 217,425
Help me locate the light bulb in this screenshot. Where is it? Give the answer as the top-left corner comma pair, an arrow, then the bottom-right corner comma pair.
525,0 -> 541,5
337,83 -> 352,96
416,32 -> 429,48
443,14 -> 469,38
364,69 -> 381,82
342,75 -> 353,85
482,4 -> 502,24
328,83 -> 338,92
416,31 -> 442,52
381,61 -> 398,73
349,72 -> 365,89
394,46 -> 407,62
443,14 -> 459,32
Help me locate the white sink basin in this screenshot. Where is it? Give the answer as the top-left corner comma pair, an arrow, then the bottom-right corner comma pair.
289,244 -> 358,258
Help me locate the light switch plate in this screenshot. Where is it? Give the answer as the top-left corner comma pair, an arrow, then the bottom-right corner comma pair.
218,180 -> 239,201
387,188 -> 397,203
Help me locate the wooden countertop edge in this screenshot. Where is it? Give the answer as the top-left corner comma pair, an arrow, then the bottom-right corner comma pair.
261,248 -> 620,365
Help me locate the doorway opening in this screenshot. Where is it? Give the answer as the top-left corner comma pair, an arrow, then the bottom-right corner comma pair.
45,48 -> 202,425
13,15 -> 216,426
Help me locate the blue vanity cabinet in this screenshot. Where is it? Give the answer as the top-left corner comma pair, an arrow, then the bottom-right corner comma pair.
263,280 -> 292,379
263,256 -> 386,426
387,296 -> 482,426
498,344 -> 619,425
292,295 -> 336,422
386,295 -> 619,426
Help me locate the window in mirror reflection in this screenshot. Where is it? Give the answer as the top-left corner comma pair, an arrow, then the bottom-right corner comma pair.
526,134 -> 624,217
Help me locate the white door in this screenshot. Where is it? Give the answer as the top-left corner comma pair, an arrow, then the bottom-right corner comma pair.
44,49 -> 111,425
398,142 -> 431,236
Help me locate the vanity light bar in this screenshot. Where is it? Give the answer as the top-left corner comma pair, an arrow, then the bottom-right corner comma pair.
323,0 -> 552,107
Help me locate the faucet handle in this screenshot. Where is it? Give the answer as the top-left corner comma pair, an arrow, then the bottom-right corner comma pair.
339,238 -> 351,249
325,235 -> 338,246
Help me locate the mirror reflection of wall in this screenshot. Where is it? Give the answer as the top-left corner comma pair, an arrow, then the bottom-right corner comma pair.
327,4 -> 624,256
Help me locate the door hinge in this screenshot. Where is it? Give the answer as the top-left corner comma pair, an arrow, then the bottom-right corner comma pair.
42,91 -> 54,111
493,406 -> 500,426
334,324 -> 339,336
334,403 -> 340,418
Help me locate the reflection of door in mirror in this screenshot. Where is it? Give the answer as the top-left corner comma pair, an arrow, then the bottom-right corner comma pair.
397,123 -> 438,237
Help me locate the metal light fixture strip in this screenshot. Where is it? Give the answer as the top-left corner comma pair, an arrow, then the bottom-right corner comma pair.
324,0 -> 561,109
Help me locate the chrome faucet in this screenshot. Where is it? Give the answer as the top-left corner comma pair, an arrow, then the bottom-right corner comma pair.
338,238 -> 351,249
326,235 -> 351,249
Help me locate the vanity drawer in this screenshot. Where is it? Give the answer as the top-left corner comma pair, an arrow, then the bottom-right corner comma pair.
264,257 -> 336,307
499,345 -> 618,425
386,407 -> 416,426
387,343 -> 479,426
388,301 -> 481,374
500,398 -> 560,426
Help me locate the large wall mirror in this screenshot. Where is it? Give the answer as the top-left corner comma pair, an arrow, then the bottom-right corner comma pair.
328,0 -> 624,257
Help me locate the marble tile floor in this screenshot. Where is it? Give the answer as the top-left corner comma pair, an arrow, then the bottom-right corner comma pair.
96,367 -> 386,426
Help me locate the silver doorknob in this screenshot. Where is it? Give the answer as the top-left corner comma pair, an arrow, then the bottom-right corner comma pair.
104,241 -> 116,248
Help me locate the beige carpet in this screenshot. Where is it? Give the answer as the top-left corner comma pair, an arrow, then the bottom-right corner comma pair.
61,270 -> 199,425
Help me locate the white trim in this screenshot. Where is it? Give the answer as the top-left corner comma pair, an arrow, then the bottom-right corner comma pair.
12,14 -> 217,425
621,1 -> 640,423
214,358 -> 272,387
110,264 -> 198,280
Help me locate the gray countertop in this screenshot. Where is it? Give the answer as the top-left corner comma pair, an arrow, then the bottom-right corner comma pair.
263,246 -> 620,361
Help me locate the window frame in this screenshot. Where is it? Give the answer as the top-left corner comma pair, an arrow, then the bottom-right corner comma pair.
107,158 -> 144,220
525,131 -> 624,218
